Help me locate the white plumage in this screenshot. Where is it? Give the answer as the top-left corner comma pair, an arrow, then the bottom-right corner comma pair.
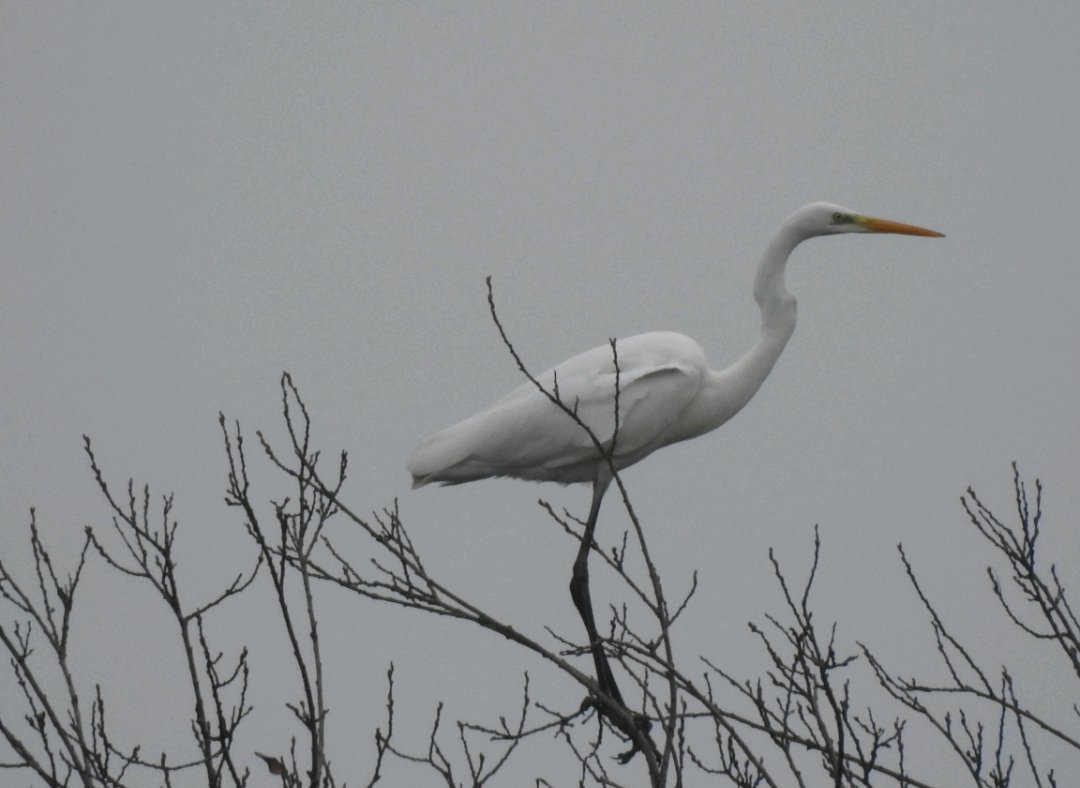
408,332 -> 709,485
408,202 -> 943,492
406,201 -> 943,714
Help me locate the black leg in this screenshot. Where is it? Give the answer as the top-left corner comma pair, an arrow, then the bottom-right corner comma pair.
568,472 -> 625,706
569,470 -> 655,765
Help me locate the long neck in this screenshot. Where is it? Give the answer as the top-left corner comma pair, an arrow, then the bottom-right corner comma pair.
751,226 -> 800,350
700,222 -> 804,426
733,229 -> 799,390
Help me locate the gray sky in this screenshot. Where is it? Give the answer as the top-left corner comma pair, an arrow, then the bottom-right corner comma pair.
3,3 -> 1079,785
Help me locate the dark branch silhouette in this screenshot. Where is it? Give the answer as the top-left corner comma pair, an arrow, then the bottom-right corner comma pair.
0,360 -> 1073,787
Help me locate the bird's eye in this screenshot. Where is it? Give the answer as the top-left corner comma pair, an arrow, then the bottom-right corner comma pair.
831,212 -> 843,224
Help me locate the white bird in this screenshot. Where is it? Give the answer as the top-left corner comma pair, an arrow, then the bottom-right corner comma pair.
407,201 -> 943,713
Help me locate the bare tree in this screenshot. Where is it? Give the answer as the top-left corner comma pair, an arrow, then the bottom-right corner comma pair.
0,441 -> 259,787
1,292 -> 1076,786
863,465 -> 1079,787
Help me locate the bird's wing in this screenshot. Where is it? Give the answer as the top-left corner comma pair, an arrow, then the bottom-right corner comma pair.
475,343 -> 703,473
407,334 -> 707,485
556,362 -> 701,459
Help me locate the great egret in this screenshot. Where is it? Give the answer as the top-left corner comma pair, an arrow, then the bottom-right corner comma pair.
407,201 -> 943,716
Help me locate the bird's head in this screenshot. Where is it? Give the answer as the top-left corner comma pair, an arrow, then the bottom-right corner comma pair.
792,202 -> 945,239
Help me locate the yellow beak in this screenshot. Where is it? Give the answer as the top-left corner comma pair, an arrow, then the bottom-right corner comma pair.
857,215 -> 945,237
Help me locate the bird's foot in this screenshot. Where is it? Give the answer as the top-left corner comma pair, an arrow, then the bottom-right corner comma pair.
579,694 -> 653,763
614,713 -> 654,763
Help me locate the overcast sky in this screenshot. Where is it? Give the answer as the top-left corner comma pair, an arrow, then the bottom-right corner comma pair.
3,3 -> 1080,785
